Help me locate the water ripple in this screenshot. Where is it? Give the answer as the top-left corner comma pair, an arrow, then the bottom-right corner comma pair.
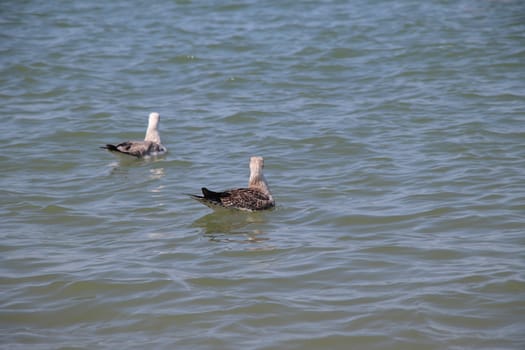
2,0 -> 525,349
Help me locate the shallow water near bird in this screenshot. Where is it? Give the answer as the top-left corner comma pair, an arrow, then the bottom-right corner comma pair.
1,0 -> 525,349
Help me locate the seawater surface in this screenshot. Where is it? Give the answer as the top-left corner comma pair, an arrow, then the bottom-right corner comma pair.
1,0 -> 525,349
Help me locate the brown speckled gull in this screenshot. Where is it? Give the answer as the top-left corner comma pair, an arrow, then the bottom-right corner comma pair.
190,156 -> 275,211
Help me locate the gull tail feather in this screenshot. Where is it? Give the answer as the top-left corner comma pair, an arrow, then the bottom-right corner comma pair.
101,144 -> 119,152
188,188 -> 228,209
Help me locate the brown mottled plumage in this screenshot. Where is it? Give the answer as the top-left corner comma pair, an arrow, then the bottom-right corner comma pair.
102,112 -> 167,158
190,156 -> 275,211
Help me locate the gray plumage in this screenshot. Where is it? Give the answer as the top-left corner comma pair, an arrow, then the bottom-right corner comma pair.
102,141 -> 166,158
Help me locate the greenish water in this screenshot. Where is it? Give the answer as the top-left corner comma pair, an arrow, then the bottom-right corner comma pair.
1,0 -> 525,349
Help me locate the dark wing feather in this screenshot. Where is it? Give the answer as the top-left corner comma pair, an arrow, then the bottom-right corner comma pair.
188,187 -> 229,209
190,187 -> 274,211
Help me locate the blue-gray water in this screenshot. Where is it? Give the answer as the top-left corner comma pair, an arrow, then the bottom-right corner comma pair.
1,1 -> 525,349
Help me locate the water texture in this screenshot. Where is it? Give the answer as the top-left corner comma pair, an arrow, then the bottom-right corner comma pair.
1,0 -> 525,349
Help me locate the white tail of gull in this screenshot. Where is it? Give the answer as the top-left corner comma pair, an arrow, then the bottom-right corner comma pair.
101,112 -> 167,158
190,156 -> 275,211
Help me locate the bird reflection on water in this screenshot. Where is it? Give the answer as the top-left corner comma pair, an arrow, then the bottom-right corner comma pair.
192,209 -> 273,247
106,155 -> 167,177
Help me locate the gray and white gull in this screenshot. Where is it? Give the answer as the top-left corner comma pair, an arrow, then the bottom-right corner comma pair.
102,112 -> 167,158
190,156 -> 275,211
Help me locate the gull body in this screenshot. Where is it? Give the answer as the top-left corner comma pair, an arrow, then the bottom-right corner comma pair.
102,112 -> 167,158
190,156 -> 274,211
